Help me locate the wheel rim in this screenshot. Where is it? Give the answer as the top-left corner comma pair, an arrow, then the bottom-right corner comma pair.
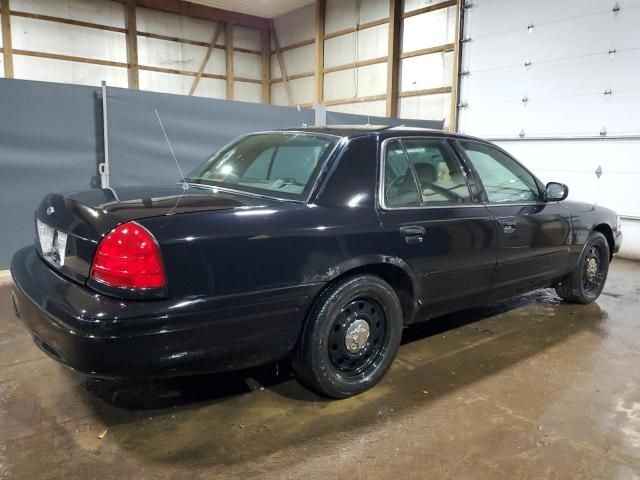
328,298 -> 388,377
583,244 -> 604,293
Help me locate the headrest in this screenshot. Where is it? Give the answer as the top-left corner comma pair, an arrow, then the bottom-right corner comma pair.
414,163 -> 437,184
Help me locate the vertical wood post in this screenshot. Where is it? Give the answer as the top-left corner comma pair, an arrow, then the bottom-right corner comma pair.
261,27 -> 270,103
226,23 -> 234,100
386,0 -> 401,117
1,0 -> 14,78
125,0 -> 139,89
314,0 -> 325,104
449,0 -> 462,131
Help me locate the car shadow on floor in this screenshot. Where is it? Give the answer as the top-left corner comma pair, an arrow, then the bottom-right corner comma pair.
78,288 -> 608,467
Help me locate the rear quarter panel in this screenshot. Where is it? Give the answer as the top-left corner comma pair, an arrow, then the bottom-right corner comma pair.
140,204 -> 386,299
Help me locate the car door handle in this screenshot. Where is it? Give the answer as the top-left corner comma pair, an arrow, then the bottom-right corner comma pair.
399,225 -> 426,244
498,219 -> 517,234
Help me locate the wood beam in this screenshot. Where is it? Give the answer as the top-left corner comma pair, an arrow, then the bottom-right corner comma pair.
13,49 -> 129,68
189,21 -> 223,96
235,76 -> 262,84
398,86 -> 452,98
400,43 -> 454,59
136,30 -> 260,54
324,93 -> 387,107
233,46 -> 261,55
10,48 -> 261,84
386,0 -> 401,117
261,28 -> 270,103
270,38 -> 314,54
403,0 -> 457,19
314,0 -> 325,104
125,0 -> 139,89
113,0 -> 268,30
1,0 -> 14,78
139,63 -> 221,78
323,56 -> 387,74
449,0 -> 462,131
225,23 -> 234,100
323,17 -> 388,41
137,30 -> 209,46
10,10 -> 126,33
270,71 -> 314,84
271,20 -> 293,106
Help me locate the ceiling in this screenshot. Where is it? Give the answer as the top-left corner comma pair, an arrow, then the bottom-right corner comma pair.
188,0 -> 316,18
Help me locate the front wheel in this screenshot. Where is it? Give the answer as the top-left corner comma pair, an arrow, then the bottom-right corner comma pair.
293,274 -> 403,399
556,231 -> 610,304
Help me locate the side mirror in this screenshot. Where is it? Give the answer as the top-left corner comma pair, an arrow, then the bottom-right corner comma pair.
545,182 -> 569,202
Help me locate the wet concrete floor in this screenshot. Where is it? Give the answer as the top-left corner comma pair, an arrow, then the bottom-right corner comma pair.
0,260 -> 639,479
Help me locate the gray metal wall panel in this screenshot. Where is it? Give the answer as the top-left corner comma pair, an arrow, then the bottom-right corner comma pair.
0,78 -> 441,269
325,110 -> 444,130
0,78 -> 102,269
106,87 -> 315,186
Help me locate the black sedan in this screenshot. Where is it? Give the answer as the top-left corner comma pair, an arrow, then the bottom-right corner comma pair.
10,127 -> 622,398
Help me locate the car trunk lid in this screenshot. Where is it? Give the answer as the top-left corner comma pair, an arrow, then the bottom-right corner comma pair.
34,185 -> 278,283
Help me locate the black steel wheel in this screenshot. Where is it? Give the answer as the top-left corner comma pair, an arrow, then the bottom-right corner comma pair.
293,274 -> 403,399
327,298 -> 388,377
556,231 -> 610,304
582,244 -> 605,294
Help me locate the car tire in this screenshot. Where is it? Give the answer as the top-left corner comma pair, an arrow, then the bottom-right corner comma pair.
555,231 -> 610,304
292,274 -> 404,399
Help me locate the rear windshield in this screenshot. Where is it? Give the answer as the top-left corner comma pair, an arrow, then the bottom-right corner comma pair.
186,132 -> 340,201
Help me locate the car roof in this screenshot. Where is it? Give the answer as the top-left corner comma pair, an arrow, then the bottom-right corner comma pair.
282,125 -> 487,143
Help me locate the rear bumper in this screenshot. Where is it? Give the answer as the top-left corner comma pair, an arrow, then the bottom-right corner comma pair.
10,246 -> 320,378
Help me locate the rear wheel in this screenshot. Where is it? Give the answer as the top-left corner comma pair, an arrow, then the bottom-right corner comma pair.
293,274 -> 403,399
555,231 -> 609,304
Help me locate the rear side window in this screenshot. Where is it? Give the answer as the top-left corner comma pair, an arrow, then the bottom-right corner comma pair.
460,141 -> 540,203
383,138 -> 472,208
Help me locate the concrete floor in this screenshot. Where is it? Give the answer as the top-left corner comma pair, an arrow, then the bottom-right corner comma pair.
0,261 -> 639,480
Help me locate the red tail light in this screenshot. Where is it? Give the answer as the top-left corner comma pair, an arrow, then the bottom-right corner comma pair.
90,222 -> 166,289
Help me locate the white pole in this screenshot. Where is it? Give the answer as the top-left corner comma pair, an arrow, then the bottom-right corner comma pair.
313,103 -> 326,126
100,80 -> 110,189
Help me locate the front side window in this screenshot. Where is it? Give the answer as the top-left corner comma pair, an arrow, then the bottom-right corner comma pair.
401,139 -> 472,205
460,141 -> 540,204
186,132 -> 339,200
383,138 -> 472,208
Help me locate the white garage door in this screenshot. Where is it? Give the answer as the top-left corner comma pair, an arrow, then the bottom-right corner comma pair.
457,0 -> 640,259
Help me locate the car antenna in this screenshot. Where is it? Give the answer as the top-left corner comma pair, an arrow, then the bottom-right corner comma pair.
154,107 -> 188,190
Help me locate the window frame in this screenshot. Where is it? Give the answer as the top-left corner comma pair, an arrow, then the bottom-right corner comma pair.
378,136 -> 481,211
453,139 -> 545,206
